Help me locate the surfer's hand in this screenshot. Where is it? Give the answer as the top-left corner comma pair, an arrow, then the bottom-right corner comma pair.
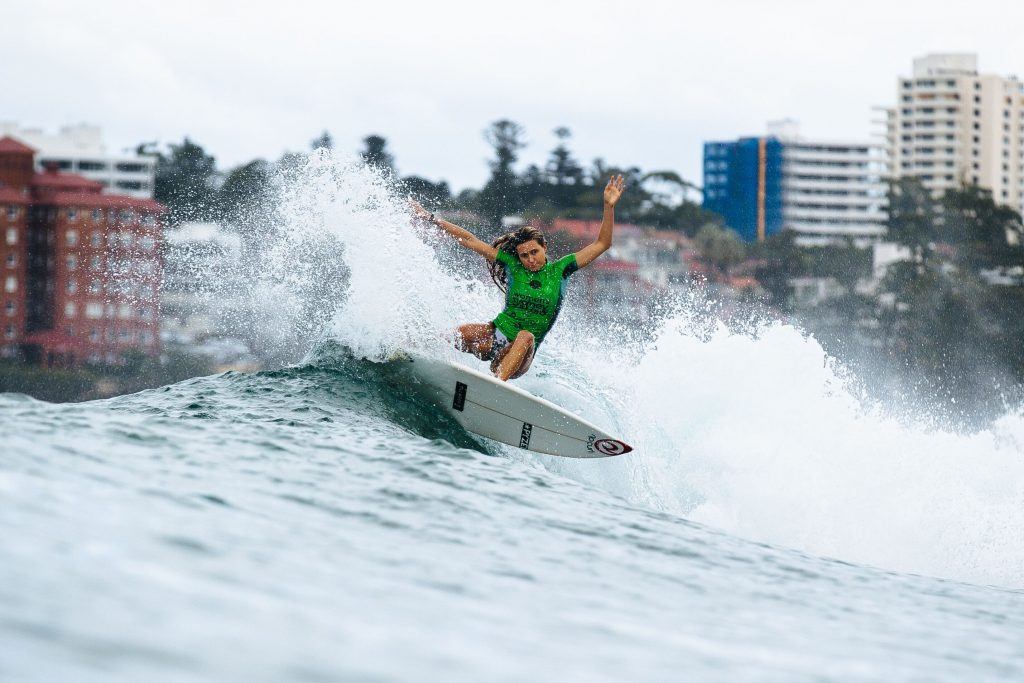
603,174 -> 625,207
408,198 -> 434,222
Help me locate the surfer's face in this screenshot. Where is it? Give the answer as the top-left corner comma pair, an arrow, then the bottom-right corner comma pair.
515,239 -> 547,272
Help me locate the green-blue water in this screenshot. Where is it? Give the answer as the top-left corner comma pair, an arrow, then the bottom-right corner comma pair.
3,348 -> 1024,682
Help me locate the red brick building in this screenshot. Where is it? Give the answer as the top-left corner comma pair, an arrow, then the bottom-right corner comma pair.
0,136 -> 164,366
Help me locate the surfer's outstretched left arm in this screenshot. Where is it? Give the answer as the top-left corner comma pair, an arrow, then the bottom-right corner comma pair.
409,199 -> 498,261
574,174 -> 626,269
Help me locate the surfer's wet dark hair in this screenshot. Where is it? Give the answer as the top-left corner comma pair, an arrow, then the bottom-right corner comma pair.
489,227 -> 546,293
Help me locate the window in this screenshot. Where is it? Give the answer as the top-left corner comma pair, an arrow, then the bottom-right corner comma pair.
4,276 -> 15,293
66,229 -> 78,246
117,304 -> 133,319
115,162 -> 147,173
5,228 -> 15,245
67,208 -> 78,222
116,180 -> 143,191
77,160 -> 107,172
91,208 -> 102,222
89,328 -> 99,342
88,280 -> 101,294
139,306 -> 153,321
4,254 -> 13,268
4,301 -> 14,316
140,330 -> 153,344
91,231 -> 101,247
67,280 -> 77,294
89,256 -> 102,271
67,255 -> 77,271
139,235 -> 155,250
85,303 -> 103,319
65,302 -> 76,318
4,326 -> 13,340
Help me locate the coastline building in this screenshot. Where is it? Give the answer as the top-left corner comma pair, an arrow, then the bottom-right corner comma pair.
0,123 -> 157,199
703,120 -> 887,245
879,53 -> 1024,213
0,136 -> 164,366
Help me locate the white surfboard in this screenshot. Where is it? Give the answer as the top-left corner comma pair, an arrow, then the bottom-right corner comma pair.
393,353 -> 632,458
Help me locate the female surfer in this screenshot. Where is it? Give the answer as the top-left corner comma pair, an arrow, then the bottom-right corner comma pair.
410,174 -> 626,381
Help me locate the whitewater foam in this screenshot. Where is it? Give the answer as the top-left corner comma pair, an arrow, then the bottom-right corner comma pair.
255,151 -> 1024,588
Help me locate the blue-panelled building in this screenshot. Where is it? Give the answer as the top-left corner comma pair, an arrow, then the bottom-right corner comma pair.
702,137 -> 784,242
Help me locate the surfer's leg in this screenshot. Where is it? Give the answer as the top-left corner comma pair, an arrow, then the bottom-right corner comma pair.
456,323 -> 496,360
492,330 -> 535,381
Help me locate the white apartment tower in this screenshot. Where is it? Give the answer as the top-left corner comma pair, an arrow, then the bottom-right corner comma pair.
885,54 -> 1024,213
771,120 -> 887,245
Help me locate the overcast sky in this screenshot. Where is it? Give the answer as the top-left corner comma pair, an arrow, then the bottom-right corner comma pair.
4,0 -> 1023,191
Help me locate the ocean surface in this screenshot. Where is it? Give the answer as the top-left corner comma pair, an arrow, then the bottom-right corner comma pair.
3,154 -> 1024,681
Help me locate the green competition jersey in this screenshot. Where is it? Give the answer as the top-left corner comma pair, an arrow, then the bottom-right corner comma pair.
492,250 -> 579,345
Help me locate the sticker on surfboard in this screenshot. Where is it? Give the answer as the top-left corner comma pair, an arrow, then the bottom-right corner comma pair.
593,438 -> 632,456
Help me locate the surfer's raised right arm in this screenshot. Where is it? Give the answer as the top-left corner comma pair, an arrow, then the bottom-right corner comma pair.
410,199 -> 498,261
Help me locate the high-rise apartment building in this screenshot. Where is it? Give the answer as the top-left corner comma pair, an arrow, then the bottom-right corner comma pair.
0,136 -> 164,366
883,54 -> 1024,213
0,123 -> 157,199
703,121 -> 886,244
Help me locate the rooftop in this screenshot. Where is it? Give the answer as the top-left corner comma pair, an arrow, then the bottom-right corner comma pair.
0,136 -> 36,154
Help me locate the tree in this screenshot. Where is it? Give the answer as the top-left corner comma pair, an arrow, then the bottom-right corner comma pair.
403,175 -> 451,206
153,138 -> 219,225
942,183 -> 1024,274
546,127 -> 584,209
218,159 -> 274,254
752,229 -> 808,309
310,130 -> 334,151
360,134 -> 396,176
478,119 -> 526,225
885,177 -> 937,267
577,162 -> 647,222
694,224 -> 746,279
